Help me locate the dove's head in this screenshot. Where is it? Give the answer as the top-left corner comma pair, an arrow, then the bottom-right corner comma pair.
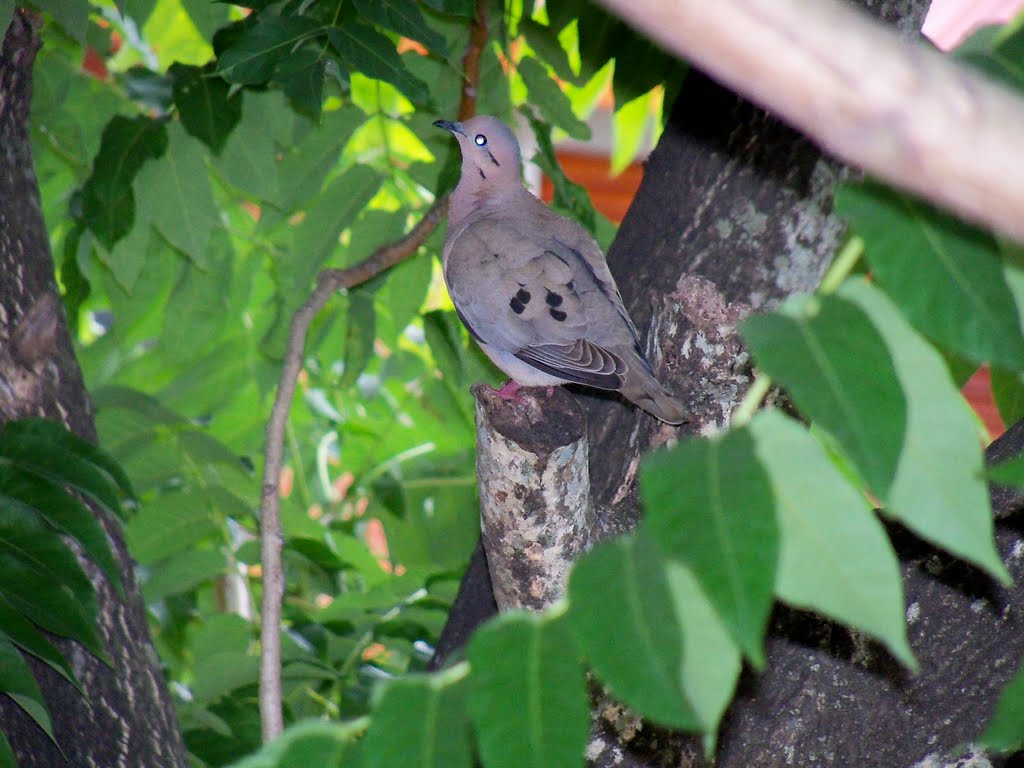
434,115 -> 522,192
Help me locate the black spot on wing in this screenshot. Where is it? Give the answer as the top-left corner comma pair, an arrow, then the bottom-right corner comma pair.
545,290 -> 563,308
510,297 -> 526,315
549,308 -> 567,322
516,288 -> 531,304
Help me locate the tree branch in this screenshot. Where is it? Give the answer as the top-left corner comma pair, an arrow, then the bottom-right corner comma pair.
473,385 -> 594,611
597,0 -> 1024,243
257,0 -> 489,741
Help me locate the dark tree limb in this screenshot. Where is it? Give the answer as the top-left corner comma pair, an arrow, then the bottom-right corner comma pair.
0,10 -> 189,767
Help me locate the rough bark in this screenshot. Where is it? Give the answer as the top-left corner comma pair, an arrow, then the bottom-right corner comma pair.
0,12 -> 189,767
473,384 -> 593,611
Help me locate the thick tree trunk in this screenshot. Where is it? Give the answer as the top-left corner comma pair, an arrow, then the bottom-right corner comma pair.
0,12 -> 189,767
431,0 -> 1024,765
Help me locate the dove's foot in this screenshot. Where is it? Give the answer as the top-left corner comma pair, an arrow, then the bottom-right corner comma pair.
493,379 -> 527,403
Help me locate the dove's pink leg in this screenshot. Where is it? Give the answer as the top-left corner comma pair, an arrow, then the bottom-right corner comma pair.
494,379 -> 524,401
492,380 -> 556,402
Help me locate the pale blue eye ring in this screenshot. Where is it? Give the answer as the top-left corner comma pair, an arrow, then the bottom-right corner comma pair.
474,134 -> 487,147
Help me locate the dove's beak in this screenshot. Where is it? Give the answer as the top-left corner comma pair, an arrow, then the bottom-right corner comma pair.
433,119 -> 466,137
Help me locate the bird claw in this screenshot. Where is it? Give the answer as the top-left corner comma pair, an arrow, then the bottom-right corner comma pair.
493,379 -> 529,404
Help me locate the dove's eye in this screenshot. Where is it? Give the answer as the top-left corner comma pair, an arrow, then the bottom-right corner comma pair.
474,134 -> 487,147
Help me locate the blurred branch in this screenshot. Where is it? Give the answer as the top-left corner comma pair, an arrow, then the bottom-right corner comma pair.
598,0 -> 1024,242
257,0 -> 489,743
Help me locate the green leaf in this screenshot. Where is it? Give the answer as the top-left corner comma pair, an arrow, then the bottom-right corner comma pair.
521,107 -> 597,234
982,661 -> 1024,752
216,15 -> 319,85
956,20 -> 1024,91
467,613 -> 589,768
275,48 -> 327,121
327,22 -> 430,107
32,0 -> 89,44
135,122 -> 217,267
749,410 -> 915,668
518,56 -> 589,140
215,91 -> 281,200
94,212 -> 151,294
191,651 -> 260,703
352,0 -> 447,55
0,502 -> 104,658
81,115 -> 168,249
640,427 -> 777,666
171,62 -> 242,155
835,182 -> 1024,371
228,719 -> 363,768
0,598 -> 76,685
989,454 -> 1024,488
160,229 -> 234,363
275,105 -> 367,210
142,548 -> 227,602
0,419 -> 131,518
0,730 -> 16,768
0,635 -> 53,740
0,464 -> 122,591
340,284 -> 378,389
289,164 -> 384,292
992,366 -> 1024,427
569,531 -> 739,731
519,19 -> 576,83
611,91 -> 653,175
0,4 -> 13,39
742,292 -> 906,498
363,666 -> 471,768
125,488 -> 219,564
840,280 -> 1009,583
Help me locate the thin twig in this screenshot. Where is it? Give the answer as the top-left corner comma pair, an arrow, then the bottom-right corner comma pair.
597,0 -> 1024,243
258,2 -> 489,743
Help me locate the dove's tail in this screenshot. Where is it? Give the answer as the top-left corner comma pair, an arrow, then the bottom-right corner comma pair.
621,369 -> 688,425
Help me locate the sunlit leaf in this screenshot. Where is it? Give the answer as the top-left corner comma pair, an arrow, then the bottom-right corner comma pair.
640,428 -> 777,666
468,613 -> 588,768
841,280 -> 1008,583
742,292 -> 906,498
569,530 -> 739,731
836,182 -> 1024,370
749,410 -> 914,668
363,666 -> 470,768
518,56 -> 589,140
327,21 -> 430,107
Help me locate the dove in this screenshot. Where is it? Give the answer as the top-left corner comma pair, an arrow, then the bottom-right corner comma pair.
433,115 -> 687,425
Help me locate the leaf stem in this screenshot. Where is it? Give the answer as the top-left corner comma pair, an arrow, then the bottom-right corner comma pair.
818,236 -> 864,295
732,372 -> 772,428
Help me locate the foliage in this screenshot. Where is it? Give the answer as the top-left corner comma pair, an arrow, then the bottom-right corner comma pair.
12,0 -> 679,764
0,418 -> 131,747
9,0 -> 1024,764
